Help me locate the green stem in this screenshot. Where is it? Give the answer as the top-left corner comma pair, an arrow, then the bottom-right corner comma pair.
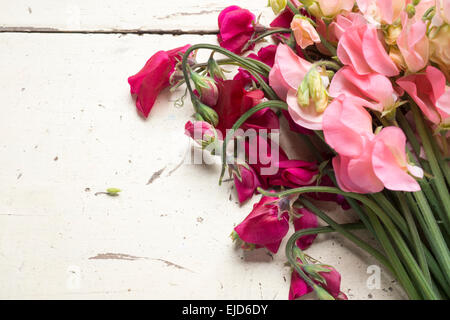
297,198 -> 392,272
249,28 -> 292,44
219,101 -> 289,184
258,186 -> 439,299
397,193 -> 431,284
412,103 -> 450,221
365,207 -> 421,299
413,190 -> 450,288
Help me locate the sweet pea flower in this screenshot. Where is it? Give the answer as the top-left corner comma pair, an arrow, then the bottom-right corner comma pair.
329,66 -> 399,112
329,12 -> 367,41
270,0 -> 302,28
233,165 -> 262,204
291,15 -> 321,49
397,66 -> 450,126
128,45 -> 190,118
269,159 -> 319,188
184,120 -> 216,148
289,265 -> 347,300
309,0 -> 355,18
337,24 -> 399,76
356,0 -> 405,25
396,12 -> 429,73
213,79 -> 279,134
269,44 -> 328,130
234,45 -> 277,85
323,95 -> 423,193
429,24 -> 450,81
234,196 -> 289,253
218,6 -> 256,54
293,208 -> 319,250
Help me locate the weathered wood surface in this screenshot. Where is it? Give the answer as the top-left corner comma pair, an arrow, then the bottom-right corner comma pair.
0,0 -> 273,32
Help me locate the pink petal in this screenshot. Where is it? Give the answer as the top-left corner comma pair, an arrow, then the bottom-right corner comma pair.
323,95 -> 373,157
372,127 -> 421,191
289,270 -> 313,300
286,90 -> 324,130
362,26 -> 399,76
293,208 -> 318,250
233,166 -> 261,203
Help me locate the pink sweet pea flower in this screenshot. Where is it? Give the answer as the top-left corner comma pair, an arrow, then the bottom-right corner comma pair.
356,0 -> 405,24
293,208 -> 319,250
329,12 -> 367,41
233,165 -> 262,204
372,127 -> 424,192
184,120 -> 215,143
323,95 -> 423,193
291,16 -> 321,49
269,160 -> 319,188
234,196 -> 289,253
396,12 -> 429,73
269,44 -> 326,130
397,66 -> 450,126
329,66 -> 399,112
269,44 -> 312,100
337,24 -> 399,76
128,45 -> 190,118
218,6 -> 256,54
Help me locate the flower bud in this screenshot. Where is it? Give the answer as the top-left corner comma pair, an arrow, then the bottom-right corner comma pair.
406,4 -> 416,18
268,0 -> 287,15
308,68 -> 328,112
184,120 -> 216,148
389,46 -> 407,70
196,101 -> 219,127
385,24 -> 402,46
207,56 -> 226,80
191,71 -> 219,106
313,285 -> 335,300
297,78 -> 310,107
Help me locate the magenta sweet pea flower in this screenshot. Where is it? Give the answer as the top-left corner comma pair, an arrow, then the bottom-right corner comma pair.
293,207 -> 319,250
397,66 -> 450,126
289,265 -> 347,300
269,159 -> 319,188
128,45 -> 190,118
233,165 -> 262,204
184,120 -> 216,147
289,270 -> 313,300
218,6 -> 256,54
234,196 -> 289,253
337,24 -> 399,76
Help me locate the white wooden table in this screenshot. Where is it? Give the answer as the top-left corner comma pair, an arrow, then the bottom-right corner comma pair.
0,0 -> 405,300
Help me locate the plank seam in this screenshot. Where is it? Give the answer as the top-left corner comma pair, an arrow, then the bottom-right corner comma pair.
0,27 -> 219,35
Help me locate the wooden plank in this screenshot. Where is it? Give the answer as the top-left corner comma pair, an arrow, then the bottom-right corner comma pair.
0,0 -> 274,32
0,33 -> 405,299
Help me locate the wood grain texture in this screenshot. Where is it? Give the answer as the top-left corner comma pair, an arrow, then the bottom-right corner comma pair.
0,0 -> 273,32
0,32 -> 406,299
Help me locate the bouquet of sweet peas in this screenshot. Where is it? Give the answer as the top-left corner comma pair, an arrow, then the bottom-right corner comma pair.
128,0 -> 450,300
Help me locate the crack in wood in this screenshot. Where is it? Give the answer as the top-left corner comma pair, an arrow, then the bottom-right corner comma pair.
0,26 -> 219,35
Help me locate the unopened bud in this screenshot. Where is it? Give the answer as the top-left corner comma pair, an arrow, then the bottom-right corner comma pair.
207,56 -> 226,80
297,79 -> 310,107
412,0 -> 420,6
196,101 -> 219,127
184,120 -> 216,149
268,0 -> 287,15
191,71 -> 219,106
406,4 -> 416,18
314,285 -> 335,300
308,68 -> 328,112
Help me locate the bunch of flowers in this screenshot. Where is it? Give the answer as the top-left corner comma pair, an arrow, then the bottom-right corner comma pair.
128,0 -> 450,300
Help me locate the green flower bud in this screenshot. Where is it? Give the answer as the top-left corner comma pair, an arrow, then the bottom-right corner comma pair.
196,101 -> 219,127
268,0 -> 287,15
314,285 -> 335,300
297,78 -> 310,107
207,56 -> 226,80
406,4 -> 416,18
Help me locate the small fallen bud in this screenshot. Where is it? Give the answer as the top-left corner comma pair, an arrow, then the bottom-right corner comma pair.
95,188 -> 121,197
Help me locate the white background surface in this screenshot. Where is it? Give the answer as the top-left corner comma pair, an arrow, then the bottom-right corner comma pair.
0,1 -> 406,299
